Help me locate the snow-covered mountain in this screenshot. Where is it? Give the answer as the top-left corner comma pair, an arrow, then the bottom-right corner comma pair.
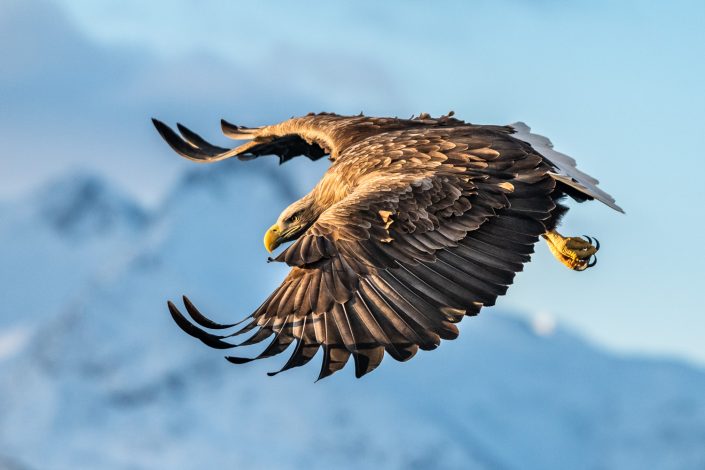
0,172 -> 149,332
1,162 -> 704,470
35,172 -> 148,239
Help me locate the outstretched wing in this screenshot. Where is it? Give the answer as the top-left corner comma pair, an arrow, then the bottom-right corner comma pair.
152,118 -> 329,164
168,127 -> 558,379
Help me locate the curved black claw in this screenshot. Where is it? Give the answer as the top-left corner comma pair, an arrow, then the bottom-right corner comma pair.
587,254 -> 598,268
582,235 -> 600,252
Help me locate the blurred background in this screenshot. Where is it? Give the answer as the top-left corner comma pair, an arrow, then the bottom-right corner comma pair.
1,0 -> 704,468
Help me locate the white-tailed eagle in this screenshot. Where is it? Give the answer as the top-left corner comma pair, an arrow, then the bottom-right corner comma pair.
152,112 -> 622,379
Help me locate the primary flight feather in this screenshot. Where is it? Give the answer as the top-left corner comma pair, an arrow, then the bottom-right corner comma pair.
152,111 -> 622,379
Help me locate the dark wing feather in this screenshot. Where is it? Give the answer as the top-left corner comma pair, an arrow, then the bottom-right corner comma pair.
152,119 -> 328,164
167,123 -> 556,379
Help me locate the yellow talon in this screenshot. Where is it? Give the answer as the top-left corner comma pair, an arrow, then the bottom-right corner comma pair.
543,230 -> 599,271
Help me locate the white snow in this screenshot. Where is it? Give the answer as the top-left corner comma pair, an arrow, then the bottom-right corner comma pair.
531,311 -> 557,337
0,326 -> 30,361
1,163 -> 704,470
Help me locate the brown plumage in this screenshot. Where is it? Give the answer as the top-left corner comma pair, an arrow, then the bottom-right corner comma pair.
153,111 -> 621,379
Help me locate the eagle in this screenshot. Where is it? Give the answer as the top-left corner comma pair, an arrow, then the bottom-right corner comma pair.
152,111 -> 622,379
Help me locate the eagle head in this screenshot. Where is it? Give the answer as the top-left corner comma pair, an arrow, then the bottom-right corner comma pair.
264,193 -> 319,253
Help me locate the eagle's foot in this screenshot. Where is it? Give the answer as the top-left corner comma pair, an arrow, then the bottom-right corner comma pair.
543,230 -> 599,271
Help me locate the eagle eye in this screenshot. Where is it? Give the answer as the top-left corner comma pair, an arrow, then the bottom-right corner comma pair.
285,210 -> 304,224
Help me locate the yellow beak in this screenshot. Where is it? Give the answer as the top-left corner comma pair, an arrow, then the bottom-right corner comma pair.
263,223 -> 282,253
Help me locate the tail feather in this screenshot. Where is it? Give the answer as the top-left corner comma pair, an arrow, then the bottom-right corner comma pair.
509,122 -> 624,213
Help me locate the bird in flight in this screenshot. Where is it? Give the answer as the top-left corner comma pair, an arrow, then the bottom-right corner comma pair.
152,111 -> 622,379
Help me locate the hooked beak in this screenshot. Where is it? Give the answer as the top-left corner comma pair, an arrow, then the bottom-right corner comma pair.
264,223 -> 282,253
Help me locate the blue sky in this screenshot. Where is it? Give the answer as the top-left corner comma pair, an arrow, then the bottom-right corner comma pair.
2,0 -> 704,363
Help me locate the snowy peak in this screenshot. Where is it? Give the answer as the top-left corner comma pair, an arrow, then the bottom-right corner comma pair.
34,172 -> 148,238
2,166 -> 705,470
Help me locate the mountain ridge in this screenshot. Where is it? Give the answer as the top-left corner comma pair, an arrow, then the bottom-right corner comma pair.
1,166 -> 704,470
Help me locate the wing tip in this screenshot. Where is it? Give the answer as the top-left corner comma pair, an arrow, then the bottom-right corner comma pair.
221,118 -> 259,140
151,117 -> 171,138
224,356 -> 253,365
